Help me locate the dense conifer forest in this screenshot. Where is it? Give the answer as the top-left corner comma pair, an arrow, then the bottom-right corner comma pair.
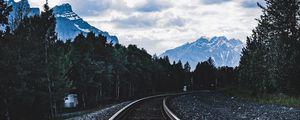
238,0 -> 300,96
1,0 -> 300,119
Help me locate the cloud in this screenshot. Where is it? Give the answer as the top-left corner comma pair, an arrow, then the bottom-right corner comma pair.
241,0 -> 266,8
29,0 -> 263,54
111,15 -> 158,28
55,0 -> 130,16
135,0 -> 172,12
200,0 -> 231,5
78,0 -> 262,54
123,37 -> 170,55
241,1 -> 258,8
165,17 -> 186,27
71,1 -> 110,16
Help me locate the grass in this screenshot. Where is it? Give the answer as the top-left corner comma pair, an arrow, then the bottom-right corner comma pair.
253,95 -> 300,108
222,87 -> 300,108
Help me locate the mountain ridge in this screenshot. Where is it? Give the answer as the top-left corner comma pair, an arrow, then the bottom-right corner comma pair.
160,36 -> 245,69
52,3 -> 118,44
3,0 -> 118,44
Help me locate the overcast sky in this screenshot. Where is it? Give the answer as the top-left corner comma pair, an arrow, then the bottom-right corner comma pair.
26,0 -> 265,54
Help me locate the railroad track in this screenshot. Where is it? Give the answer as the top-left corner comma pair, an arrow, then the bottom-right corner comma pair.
109,94 -> 181,120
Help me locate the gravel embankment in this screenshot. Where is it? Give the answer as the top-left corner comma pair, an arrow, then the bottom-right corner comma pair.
169,92 -> 300,120
66,101 -> 131,120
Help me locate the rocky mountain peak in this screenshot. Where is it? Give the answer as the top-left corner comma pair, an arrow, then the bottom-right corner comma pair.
53,3 -> 73,14
160,36 -> 245,69
195,37 -> 209,44
5,1 -> 118,44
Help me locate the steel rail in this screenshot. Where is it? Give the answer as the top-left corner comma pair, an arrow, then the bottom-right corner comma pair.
163,97 -> 180,120
109,93 -> 180,120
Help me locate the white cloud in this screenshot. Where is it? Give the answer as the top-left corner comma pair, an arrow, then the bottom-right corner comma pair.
28,0 -> 262,55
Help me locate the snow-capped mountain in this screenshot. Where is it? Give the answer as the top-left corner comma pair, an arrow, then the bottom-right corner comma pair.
160,36 -> 245,69
53,3 -> 118,44
0,0 -> 40,31
3,0 -> 118,44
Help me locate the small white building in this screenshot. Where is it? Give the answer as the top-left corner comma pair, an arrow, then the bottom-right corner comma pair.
64,94 -> 78,108
183,86 -> 187,92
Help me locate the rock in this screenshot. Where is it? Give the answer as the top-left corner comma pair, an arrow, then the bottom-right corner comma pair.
168,92 -> 300,120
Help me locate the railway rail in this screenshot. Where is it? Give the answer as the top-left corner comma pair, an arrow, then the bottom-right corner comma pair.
109,93 -> 181,120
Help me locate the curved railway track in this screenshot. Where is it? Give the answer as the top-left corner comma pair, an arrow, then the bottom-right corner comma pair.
109,94 -> 181,120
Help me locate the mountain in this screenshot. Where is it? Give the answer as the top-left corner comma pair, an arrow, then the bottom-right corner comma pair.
3,0 -> 118,44
160,36 -> 245,69
1,0 -> 40,31
53,3 -> 118,44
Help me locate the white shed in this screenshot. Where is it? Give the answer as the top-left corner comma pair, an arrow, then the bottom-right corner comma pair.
64,94 -> 79,108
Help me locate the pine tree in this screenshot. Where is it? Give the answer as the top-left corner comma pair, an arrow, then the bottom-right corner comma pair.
284,0 -> 300,94
260,0 -> 299,94
184,62 -> 191,89
0,1 -> 13,119
48,41 -> 72,116
238,0 -> 300,95
111,44 -> 128,100
193,57 -> 217,90
0,3 -> 72,119
70,33 -> 108,108
0,0 -> 12,25
42,4 -> 59,117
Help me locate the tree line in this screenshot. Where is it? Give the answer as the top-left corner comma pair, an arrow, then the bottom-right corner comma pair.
237,0 -> 300,96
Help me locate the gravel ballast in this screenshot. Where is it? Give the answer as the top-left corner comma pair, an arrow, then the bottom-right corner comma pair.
168,92 -> 300,120
66,101 -> 131,120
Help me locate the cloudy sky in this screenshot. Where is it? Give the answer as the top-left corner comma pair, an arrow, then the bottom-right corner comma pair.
27,0 -> 265,54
